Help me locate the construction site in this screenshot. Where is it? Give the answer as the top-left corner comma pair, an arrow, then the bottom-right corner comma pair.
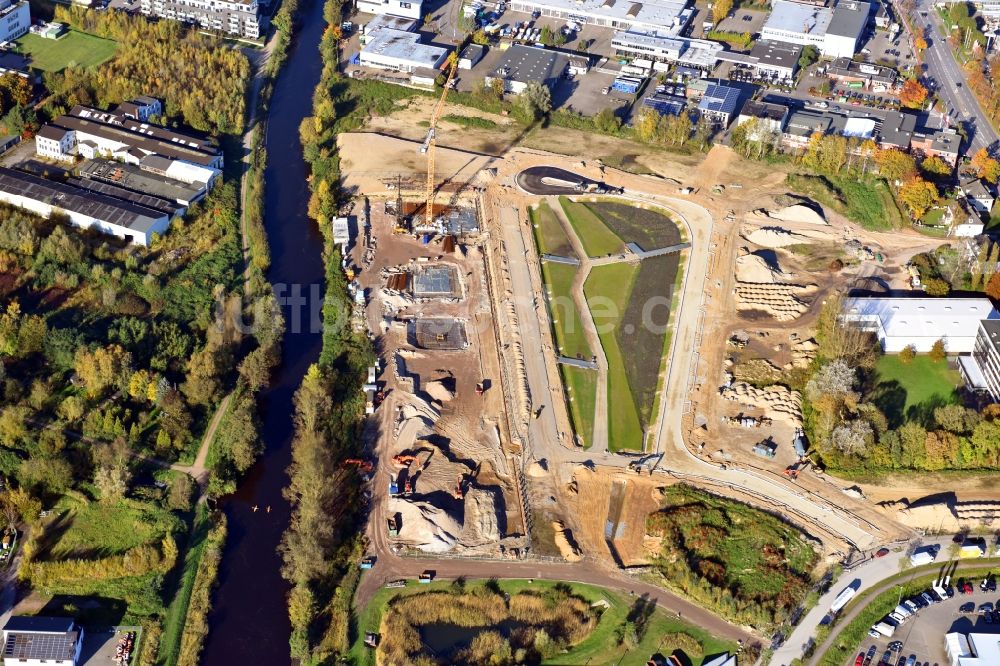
339,63 -> 1000,635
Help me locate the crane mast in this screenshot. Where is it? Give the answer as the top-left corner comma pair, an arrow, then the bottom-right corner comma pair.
421,57 -> 458,231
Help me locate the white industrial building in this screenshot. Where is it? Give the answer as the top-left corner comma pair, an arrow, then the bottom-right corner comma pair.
611,31 -> 723,69
842,296 -> 1000,353
2,616 -> 83,666
0,0 -> 30,43
356,0 -> 421,19
945,632 -> 1000,666
511,0 -> 693,36
486,45 -> 567,94
0,167 -> 171,246
359,28 -> 448,73
762,0 -> 870,58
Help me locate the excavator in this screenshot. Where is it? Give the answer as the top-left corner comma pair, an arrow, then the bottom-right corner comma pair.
392,454 -> 419,467
341,458 -> 374,474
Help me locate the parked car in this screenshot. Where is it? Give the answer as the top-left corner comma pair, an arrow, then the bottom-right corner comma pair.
854,653 -> 866,666
905,656 -> 916,666
888,641 -> 903,652
876,547 -> 890,558
920,592 -> 936,605
979,602 -> 994,613
961,602 -> 976,612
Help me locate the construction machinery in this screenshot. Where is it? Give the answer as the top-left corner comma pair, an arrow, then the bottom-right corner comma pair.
420,54 -> 459,231
387,515 -> 399,537
393,454 -> 419,467
453,474 -> 467,500
475,381 -> 485,396
342,458 -> 374,473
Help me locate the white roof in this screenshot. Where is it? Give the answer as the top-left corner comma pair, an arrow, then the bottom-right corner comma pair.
361,28 -> 448,66
528,0 -> 690,33
165,160 -> 218,185
955,633 -> 1000,665
703,655 -> 737,666
844,297 -> 999,342
764,0 -> 833,36
843,117 -> 876,138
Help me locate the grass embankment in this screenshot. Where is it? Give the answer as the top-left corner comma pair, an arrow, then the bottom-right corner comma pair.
646,485 -> 818,629
529,201 -> 574,257
872,354 -> 960,424
586,201 -> 682,250
559,196 -> 625,257
560,365 -> 597,447
817,563 -> 1000,666
15,30 -> 117,71
541,261 -> 590,360
786,173 -> 903,231
585,262 -> 643,451
350,579 -> 737,666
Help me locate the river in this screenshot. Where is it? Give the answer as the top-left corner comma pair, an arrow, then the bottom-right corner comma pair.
202,1 -> 328,662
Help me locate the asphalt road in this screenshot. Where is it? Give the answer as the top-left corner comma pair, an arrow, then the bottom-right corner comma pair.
516,166 -> 605,195
917,1 -> 999,153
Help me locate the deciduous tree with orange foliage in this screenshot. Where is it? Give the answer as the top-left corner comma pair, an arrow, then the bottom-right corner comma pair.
874,148 -> 917,181
921,155 -> 952,177
898,177 -> 939,218
915,35 -> 928,50
971,148 -> 1000,183
900,79 -> 928,109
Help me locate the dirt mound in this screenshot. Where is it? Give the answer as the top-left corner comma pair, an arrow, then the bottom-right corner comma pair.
391,497 -> 462,553
461,487 -> 501,545
720,382 -> 803,427
424,379 -> 454,403
735,251 -> 788,284
771,203 -> 827,225
552,520 -> 582,562
526,459 -> 548,477
735,283 -> 814,321
742,225 -> 814,248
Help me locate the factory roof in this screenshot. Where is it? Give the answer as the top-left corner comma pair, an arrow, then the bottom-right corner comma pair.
79,159 -> 205,204
879,110 -> 916,147
739,100 -> 789,122
491,45 -> 566,86
763,0 -> 833,36
362,28 -> 448,66
784,109 -> 834,137
525,0 -> 690,31
2,617 -> 78,663
364,13 -> 417,33
70,106 -> 217,155
827,0 -> 870,38
750,40 -> 803,70
0,167 -> 167,233
844,297 -> 999,343
3,617 -> 75,634
698,83 -> 742,117
948,632 -> 1000,665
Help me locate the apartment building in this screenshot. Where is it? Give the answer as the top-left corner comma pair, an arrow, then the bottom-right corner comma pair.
139,0 -> 265,39
0,0 -> 29,43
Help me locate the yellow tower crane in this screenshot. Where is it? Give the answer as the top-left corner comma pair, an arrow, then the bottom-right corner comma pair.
420,54 -> 459,231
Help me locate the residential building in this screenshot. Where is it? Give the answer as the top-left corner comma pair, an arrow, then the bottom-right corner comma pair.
943,198 -> 985,237
0,167 -> 171,246
0,0 -> 29,43
113,96 -> 162,122
35,106 -> 223,169
698,82 -> 742,126
510,0 -> 694,36
762,0 -> 869,58
356,0 -> 421,20
945,631 -> 1000,665
139,0 -> 265,38
878,110 -> 916,150
358,28 -> 448,73
749,40 -> 802,81
486,45 -> 566,94
911,127 -> 961,166
611,32 -> 722,70
2,616 -> 83,666
35,125 -> 74,162
966,320 -> 1000,401
736,100 -> 790,135
826,57 -> 898,90
961,178 -> 994,214
842,296 -> 999,353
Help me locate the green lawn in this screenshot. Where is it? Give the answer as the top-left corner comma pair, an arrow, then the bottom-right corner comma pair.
349,578 -> 737,666
872,354 -> 961,426
560,365 -> 597,448
559,196 -> 625,257
541,261 -> 591,360
529,201 -> 574,257
786,173 -> 904,231
156,503 -> 210,666
14,30 -> 118,72
585,262 -> 644,451
44,496 -> 179,560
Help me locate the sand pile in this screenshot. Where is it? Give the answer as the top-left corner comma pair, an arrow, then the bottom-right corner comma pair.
771,203 -> 827,225
735,251 -> 788,284
786,337 -> 819,370
424,379 -> 454,403
742,225 -> 814,248
720,382 -> 803,427
526,459 -> 549,477
734,284 -> 814,321
552,521 -> 582,562
461,487 -> 501,545
391,497 -> 462,552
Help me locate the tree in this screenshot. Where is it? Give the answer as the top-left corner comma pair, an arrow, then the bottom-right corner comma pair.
986,272 -> 1000,301
594,107 -> 622,133
923,277 -> 950,296
471,29 -> 489,45
874,148 -> 917,181
74,344 -> 132,398
634,108 -> 661,143
168,474 -> 193,510
921,155 -> 952,177
971,148 -> 1000,184
799,44 -> 819,69
94,465 -> 131,502
662,112 -> 692,145
929,337 -> 947,361
0,74 -> 31,110
914,35 -> 928,51
898,177 -> 938,218
20,457 -> 73,493
713,0 -> 733,23
899,79 -> 928,109
934,404 -> 980,434
517,81 -> 551,122
805,359 -> 858,401
831,420 -> 874,456
3,105 -> 38,138
899,345 -> 916,364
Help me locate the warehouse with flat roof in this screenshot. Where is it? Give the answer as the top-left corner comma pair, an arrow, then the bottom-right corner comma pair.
842,296 -> 1000,353
762,0 -> 869,57
358,28 -> 449,73
510,0 -> 694,35
486,45 -> 567,94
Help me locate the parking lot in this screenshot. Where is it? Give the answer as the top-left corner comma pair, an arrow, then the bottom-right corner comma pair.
861,28 -> 916,72
847,572 -> 1000,666
714,9 -> 768,40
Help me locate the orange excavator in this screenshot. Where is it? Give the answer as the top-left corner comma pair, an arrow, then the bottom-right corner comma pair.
342,458 -> 374,474
393,454 -> 419,467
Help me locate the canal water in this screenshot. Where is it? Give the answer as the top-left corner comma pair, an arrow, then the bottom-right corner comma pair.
202,0 -> 328,661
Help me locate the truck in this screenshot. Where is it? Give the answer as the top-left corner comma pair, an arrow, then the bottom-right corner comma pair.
960,541 -> 986,558
389,474 -> 399,496
418,570 -> 435,584
872,621 -> 895,637
830,586 -> 856,613
360,556 -> 376,570
752,443 -> 776,459
387,515 -> 399,537
910,547 -> 937,567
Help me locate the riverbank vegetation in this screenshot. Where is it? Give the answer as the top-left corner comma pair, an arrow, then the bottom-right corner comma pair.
646,485 -> 818,629
280,0 -> 374,661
